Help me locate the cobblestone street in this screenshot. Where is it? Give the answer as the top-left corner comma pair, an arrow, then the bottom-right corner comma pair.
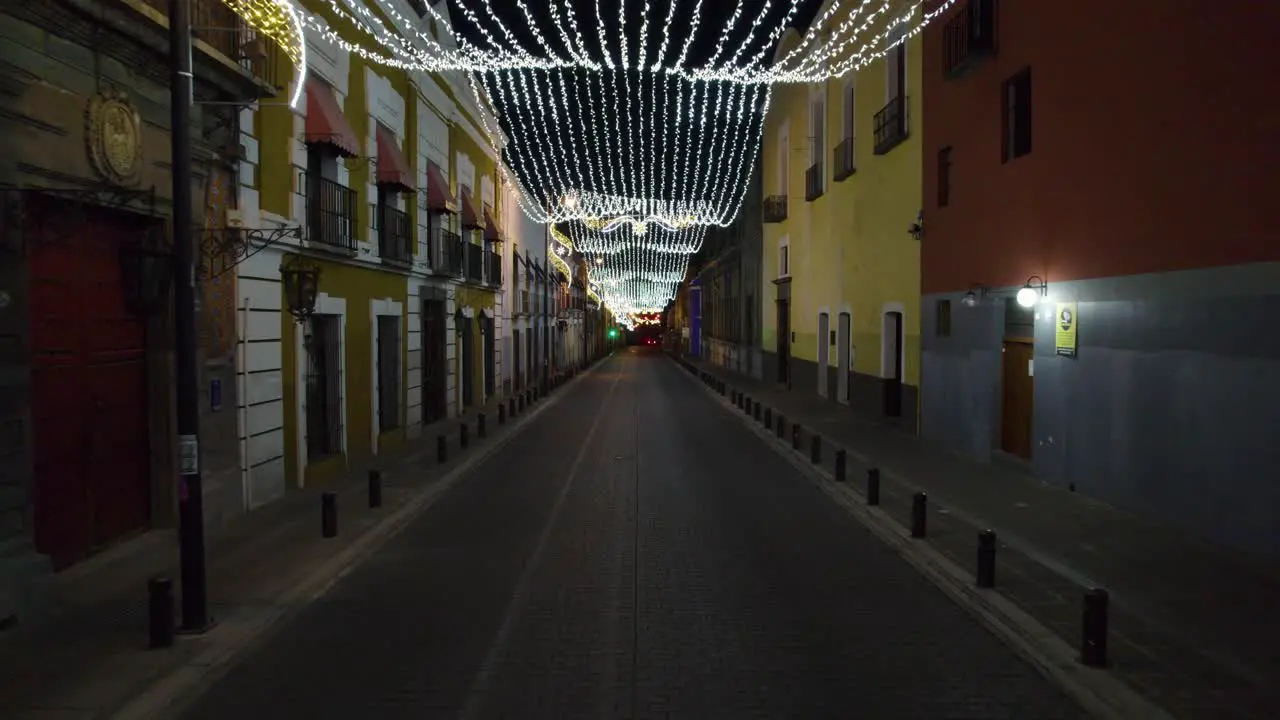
180,349 -> 1084,719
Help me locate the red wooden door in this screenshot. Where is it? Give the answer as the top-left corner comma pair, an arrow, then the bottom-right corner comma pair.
28,197 -> 152,569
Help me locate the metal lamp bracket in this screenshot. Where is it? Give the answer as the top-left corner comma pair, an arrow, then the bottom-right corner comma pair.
198,225 -> 301,279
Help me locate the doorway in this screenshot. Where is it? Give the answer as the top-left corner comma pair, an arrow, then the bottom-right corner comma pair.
837,312 -> 851,403
1000,340 -> 1034,459
28,198 -> 153,569
775,299 -> 791,385
481,313 -> 495,399
421,298 -> 446,424
460,315 -> 474,408
817,312 -> 830,397
881,310 -> 903,417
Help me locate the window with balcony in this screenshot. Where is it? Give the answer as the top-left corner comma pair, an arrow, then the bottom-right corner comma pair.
943,0 -> 997,78
874,26 -> 910,155
763,195 -> 788,223
835,79 -> 856,181
806,95 -> 825,201
376,187 -> 412,264
305,146 -> 357,253
1002,68 -> 1032,162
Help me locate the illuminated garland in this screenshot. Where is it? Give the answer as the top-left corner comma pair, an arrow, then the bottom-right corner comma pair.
222,0 -> 950,323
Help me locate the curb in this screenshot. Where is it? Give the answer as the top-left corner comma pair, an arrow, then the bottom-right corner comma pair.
672,356 -> 1173,720
110,360 -> 606,720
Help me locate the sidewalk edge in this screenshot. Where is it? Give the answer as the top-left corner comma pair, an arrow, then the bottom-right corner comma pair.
109,361 -> 605,720
672,357 -> 1174,720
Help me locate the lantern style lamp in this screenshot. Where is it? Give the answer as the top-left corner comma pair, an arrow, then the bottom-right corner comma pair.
280,254 -> 321,323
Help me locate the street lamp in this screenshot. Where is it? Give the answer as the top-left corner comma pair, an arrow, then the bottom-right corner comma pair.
280,255 -> 322,323
1016,276 -> 1048,308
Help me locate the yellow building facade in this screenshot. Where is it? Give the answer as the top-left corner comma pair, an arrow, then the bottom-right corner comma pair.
760,16 -> 923,427
234,0 -> 509,496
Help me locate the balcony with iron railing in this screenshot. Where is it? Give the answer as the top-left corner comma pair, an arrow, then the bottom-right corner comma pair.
873,95 -> 910,155
305,174 -> 358,254
763,195 -> 788,223
465,244 -> 484,282
833,138 -> 856,181
140,0 -> 285,97
377,204 -> 412,265
943,0 -> 997,79
444,230 -> 465,275
804,162 -> 824,201
486,251 -> 503,286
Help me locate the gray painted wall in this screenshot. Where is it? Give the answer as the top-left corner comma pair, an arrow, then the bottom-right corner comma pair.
922,262 -> 1280,555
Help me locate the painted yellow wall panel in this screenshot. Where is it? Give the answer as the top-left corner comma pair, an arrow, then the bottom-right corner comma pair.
758,25 -> 922,389
257,46 -> 294,218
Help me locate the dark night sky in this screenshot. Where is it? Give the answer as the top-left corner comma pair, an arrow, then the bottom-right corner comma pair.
448,0 -> 824,69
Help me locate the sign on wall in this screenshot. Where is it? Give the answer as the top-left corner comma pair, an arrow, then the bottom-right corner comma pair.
1055,302 -> 1078,357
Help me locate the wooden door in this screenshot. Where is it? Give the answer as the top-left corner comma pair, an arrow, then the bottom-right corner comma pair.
817,312 -> 830,397
882,311 -> 904,417
775,299 -> 790,384
481,314 -> 495,398
460,318 -> 474,408
28,198 -> 151,569
1000,340 -> 1034,459
837,312 -> 851,403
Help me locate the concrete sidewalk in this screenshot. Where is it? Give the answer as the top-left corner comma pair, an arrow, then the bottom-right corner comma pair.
0,374 -> 583,720
677,353 -> 1280,719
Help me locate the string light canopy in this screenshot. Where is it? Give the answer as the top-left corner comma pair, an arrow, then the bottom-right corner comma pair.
222,0 -> 956,318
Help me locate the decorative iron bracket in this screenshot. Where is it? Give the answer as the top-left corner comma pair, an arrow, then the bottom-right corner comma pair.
198,225 -> 302,279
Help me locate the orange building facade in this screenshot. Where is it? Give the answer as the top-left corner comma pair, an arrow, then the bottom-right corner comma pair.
918,0 -> 1280,553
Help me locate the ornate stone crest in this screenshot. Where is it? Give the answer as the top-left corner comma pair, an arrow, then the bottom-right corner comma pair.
86,91 -> 143,186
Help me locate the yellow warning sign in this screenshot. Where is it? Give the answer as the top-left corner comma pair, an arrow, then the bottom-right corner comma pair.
1055,302 -> 1077,358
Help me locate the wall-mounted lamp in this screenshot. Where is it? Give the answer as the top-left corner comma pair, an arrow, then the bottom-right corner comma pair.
908,209 -> 924,241
280,254 -> 321,323
961,285 -> 988,307
1016,275 -> 1048,308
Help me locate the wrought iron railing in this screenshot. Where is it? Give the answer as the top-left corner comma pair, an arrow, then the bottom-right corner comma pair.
943,0 -> 997,78
466,243 -> 484,282
833,137 -> 856,181
143,0 -> 284,93
445,231 -> 464,275
873,95 -> 909,155
763,194 -> 788,223
804,162 -> 824,201
378,205 -> 412,264
305,174 -> 357,253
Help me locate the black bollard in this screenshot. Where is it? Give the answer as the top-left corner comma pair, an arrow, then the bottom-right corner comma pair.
976,530 -> 997,588
731,389 -> 738,405
867,468 -> 881,505
368,470 -> 382,509
776,414 -> 786,438
321,491 -> 337,538
810,434 -> 821,463
498,402 -> 506,424
437,434 -> 447,463
792,423 -> 802,450
835,449 -> 847,482
148,575 -> 175,649
911,492 -> 927,538
743,396 -> 752,415
460,422 -> 470,448
753,401 -> 761,422
764,407 -> 772,427
509,397 -> 517,417
1081,588 -> 1109,667
478,413 -> 487,438
517,394 -> 524,412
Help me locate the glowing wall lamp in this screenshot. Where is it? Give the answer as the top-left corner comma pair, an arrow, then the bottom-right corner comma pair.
1016,276 -> 1048,308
